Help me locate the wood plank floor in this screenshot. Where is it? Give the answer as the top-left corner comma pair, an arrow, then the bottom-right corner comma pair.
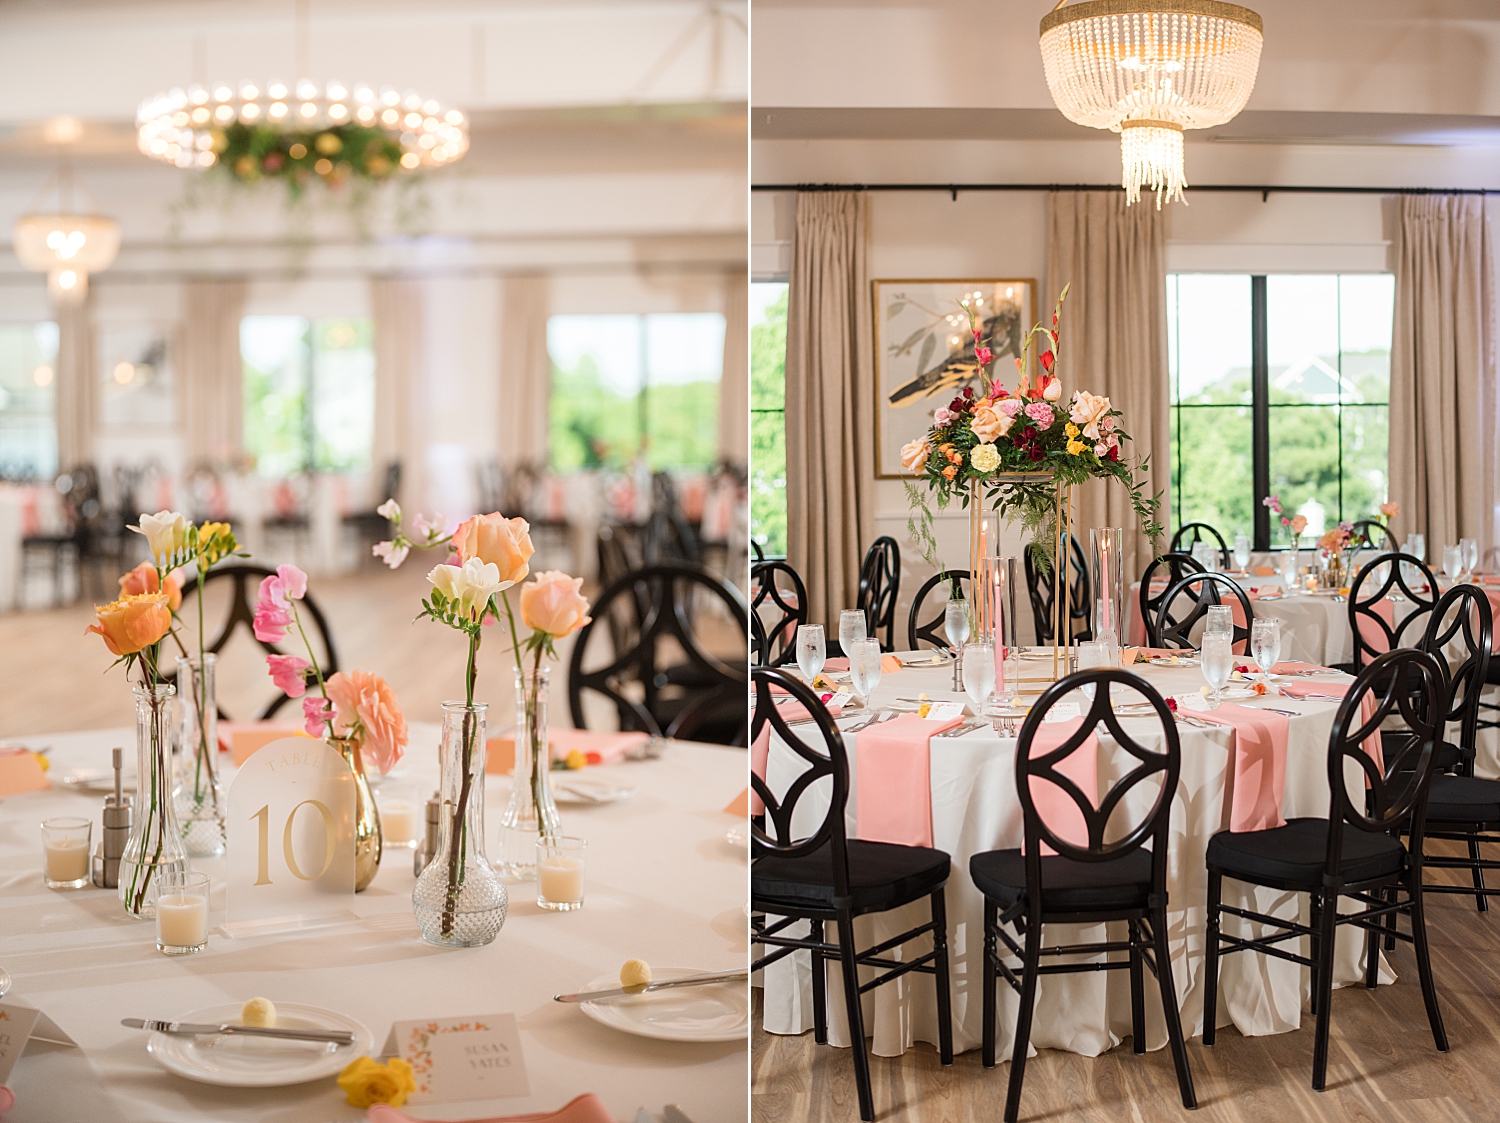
753,855 -> 1500,1123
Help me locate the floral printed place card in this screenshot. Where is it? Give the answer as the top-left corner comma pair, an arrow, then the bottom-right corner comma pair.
382,1014 -> 530,1104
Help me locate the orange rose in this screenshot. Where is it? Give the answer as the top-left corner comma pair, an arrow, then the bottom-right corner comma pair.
451,513 -> 534,587
87,593 -> 172,656
325,669 -> 409,774
520,571 -> 593,639
118,563 -> 184,612
942,465 -> 958,481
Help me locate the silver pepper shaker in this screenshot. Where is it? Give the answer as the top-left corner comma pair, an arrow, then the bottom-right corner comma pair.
414,790 -> 441,876
92,747 -> 132,889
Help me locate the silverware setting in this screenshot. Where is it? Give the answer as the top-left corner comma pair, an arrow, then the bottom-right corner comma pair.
934,719 -> 984,739
120,1018 -> 355,1045
554,968 -> 748,1004
1258,707 -> 1302,717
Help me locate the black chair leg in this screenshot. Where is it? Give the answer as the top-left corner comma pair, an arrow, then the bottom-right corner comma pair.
982,900 -> 998,1069
835,911 -> 876,1122
930,888 -> 954,1066
1469,837 -> 1488,912
1152,904 -> 1197,1109
1363,891 -> 1381,991
1128,918 -> 1146,1054
1003,917 -> 1042,1123
1203,872 -> 1221,1046
1308,892 -> 1324,1018
1407,873 -> 1449,1054
810,918 -> 828,1044
1311,891 -> 1339,1091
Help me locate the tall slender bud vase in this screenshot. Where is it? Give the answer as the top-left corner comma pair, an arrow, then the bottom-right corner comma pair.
174,654 -> 226,857
335,738 -> 383,891
120,682 -> 189,919
412,702 -> 507,947
498,666 -> 561,878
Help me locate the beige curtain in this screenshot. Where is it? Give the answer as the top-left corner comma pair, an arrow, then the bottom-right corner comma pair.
785,191 -> 873,630
54,293 -> 96,470
371,275 -> 424,498
718,268 -> 749,467
497,275 -> 552,470
179,277 -> 249,468
1388,196 -> 1498,568
1046,191 -> 1171,577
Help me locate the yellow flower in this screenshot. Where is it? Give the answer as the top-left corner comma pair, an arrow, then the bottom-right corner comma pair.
337,1056 -> 416,1108
970,443 -> 1001,473
565,748 -> 587,770
195,522 -> 237,568
1065,422 -> 1080,439
1066,439 -> 1088,456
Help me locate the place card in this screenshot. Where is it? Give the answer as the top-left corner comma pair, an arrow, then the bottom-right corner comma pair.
381,1014 -> 529,1104
0,1002 -> 76,1085
1042,702 -> 1081,723
922,702 -> 965,723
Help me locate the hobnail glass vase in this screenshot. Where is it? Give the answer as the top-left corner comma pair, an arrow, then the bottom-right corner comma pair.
174,654 -> 226,858
412,702 -> 507,947
120,682 -> 189,919
498,666 -> 561,878
334,737 -> 384,892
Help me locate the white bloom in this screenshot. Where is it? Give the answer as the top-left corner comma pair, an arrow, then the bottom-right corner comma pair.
1042,378 -> 1062,402
376,499 -> 401,521
372,540 -> 409,569
428,557 -> 503,620
410,512 -> 444,542
130,510 -> 188,561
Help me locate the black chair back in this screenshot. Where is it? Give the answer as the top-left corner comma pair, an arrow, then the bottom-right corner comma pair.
1169,522 -> 1230,568
857,536 -> 900,651
178,563 -> 340,720
907,569 -> 971,651
567,563 -> 748,746
1348,518 -> 1398,554
751,668 -> 851,892
1420,584 -> 1493,767
1347,552 -> 1438,669
751,560 -> 806,666
1155,572 -> 1253,651
751,539 -> 765,564
1024,535 -> 1091,645
1139,553 -> 1205,647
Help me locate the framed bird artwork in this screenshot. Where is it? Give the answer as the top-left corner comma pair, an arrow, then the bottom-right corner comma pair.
872,277 -> 1036,478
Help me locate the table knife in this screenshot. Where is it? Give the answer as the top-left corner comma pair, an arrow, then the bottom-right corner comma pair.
554,968 -> 748,1003
121,1018 -> 354,1044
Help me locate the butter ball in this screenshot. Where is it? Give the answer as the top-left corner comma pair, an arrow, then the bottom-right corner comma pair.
242,997 -> 277,1027
619,959 -> 652,988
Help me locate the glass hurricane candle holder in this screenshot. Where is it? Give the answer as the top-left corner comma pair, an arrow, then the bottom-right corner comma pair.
153,869 -> 211,955
42,817 -> 92,889
536,837 -> 587,911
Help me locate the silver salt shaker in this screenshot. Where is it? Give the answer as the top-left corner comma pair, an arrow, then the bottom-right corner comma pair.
92,747 -> 132,889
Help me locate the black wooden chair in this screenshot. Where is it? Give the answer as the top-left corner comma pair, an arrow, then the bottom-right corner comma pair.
1170,522 -> 1230,569
1024,535 -> 1091,646
907,569 -> 971,651
1342,551 -> 1438,672
1202,647 -> 1449,1091
751,667 -> 953,1122
177,563 -> 340,720
751,560 -> 806,667
751,539 -> 765,564
970,668 -> 1195,1122
1138,552 -> 1205,647
1153,571 -> 1254,651
344,460 -> 401,556
857,536 -> 900,651
567,563 -> 748,746
1348,517 -> 1398,554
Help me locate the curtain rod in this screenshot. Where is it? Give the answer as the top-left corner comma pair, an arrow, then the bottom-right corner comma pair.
752,182 -> 1498,200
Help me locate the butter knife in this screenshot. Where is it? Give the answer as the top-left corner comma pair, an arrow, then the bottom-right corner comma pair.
554,968 -> 748,1003
121,1018 -> 354,1044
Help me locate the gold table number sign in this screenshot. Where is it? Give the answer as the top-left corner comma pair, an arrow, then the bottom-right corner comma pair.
224,738 -> 356,937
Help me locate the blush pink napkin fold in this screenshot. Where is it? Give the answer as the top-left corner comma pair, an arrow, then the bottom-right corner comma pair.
823,655 -> 904,674
368,1093 -> 614,1123
1236,660 -> 1337,675
1020,717 -> 1099,856
853,713 -> 963,848
750,695 -> 846,816
1191,705 -> 1291,832
1354,598 -> 1398,656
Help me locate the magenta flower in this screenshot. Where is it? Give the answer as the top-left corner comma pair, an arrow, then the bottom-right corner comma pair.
266,653 -> 310,698
974,345 -> 993,367
1024,402 -> 1055,428
302,695 -> 333,737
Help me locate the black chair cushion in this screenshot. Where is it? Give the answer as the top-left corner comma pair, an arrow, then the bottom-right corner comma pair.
753,840 -> 950,915
1207,817 -> 1406,887
1425,774 -> 1500,824
1381,729 -> 1464,772
968,847 -> 1154,915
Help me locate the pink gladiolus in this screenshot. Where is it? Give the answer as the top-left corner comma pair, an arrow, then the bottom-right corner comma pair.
266,653 -> 310,698
303,695 -> 333,737
253,598 -> 292,643
1024,402 -> 1055,428
974,345 -> 993,367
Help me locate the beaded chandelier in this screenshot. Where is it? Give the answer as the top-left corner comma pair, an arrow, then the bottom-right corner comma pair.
1039,0 -> 1263,206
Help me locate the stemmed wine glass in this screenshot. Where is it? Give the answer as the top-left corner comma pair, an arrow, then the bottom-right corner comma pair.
1279,550 -> 1299,594
1204,605 -> 1232,643
1443,544 -> 1464,583
1233,534 -> 1252,574
796,624 -> 826,686
1201,634 -> 1232,708
1075,640 -> 1110,702
848,638 -> 884,713
1250,618 -> 1281,692
945,598 -> 971,690
961,641 -> 995,722
839,609 -> 867,658
1462,537 -> 1479,580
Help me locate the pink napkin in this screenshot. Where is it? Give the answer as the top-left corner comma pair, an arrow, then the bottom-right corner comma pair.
369,1093 -> 614,1123
1354,597 -> 1398,656
1191,704 -> 1290,832
1021,717 -> 1098,856
854,713 -> 963,847
1278,681 -> 1384,772
1236,660 -> 1337,675
749,696 -> 846,816
823,655 -> 903,674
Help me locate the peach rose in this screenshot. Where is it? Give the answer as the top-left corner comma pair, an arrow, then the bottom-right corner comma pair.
899,438 -> 930,473
1290,514 -> 1308,535
1380,501 -> 1400,519
451,513 -> 534,587
521,571 -> 593,639
118,563 -> 184,612
87,593 -> 172,656
1069,390 -> 1112,440
325,669 -> 409,774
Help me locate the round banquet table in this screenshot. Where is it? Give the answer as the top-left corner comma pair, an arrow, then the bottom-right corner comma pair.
759,655 -> 1401,1061
0,725 -> 747,1123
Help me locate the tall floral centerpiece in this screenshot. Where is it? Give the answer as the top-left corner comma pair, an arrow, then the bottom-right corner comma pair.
1318,522 -> 1354,588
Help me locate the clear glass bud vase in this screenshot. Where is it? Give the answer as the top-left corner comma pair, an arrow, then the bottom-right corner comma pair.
120,682 -> 189,919
174,654 -> 225,857
412,702 -> 507,947
335,737 -> 383,892
498,666 -> 562,878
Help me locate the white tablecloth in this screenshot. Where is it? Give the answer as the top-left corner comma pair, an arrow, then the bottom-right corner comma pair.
0,725 -> 747,1123
760,657 -> 1394,1060
1127,581 -> 1354,665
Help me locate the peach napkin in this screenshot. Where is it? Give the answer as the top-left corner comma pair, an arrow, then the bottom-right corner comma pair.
823,655 -> 903,674
1190,705 -> 1290,832
723,787 -> 750,817
368,1093 -> 615,1123
854,713 -> 963,847
0,750 -> 48,797
486,729 -> 649,775
218,722 -> 309,765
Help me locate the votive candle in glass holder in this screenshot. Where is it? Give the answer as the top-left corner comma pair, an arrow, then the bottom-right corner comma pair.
377,785 -> 420,850
536,837 -> 587,911
153,869 -> 211,955
42,817 -> 92,889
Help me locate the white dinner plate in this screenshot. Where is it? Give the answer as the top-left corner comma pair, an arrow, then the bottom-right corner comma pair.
59,767 -> 137,794
145,1002 -> 372,1087
578,968 -> 748,1042
1148,655 -> 1199,667
552,777 -> 635,806
900,655 -> 949,667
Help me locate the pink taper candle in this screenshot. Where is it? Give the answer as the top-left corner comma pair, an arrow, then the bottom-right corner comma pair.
993,566 -> 1005,696
1100,538 -> 1112,633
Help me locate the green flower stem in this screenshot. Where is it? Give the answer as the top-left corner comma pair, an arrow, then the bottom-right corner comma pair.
290,602 -> 335,739
441,629 -> 481,938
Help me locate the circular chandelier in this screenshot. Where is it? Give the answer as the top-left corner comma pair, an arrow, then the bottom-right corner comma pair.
1039,0 -> 1263,207
13,213 -> 120,303
135,80 -> 469,182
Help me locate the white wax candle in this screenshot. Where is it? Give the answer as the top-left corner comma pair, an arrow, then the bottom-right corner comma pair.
1101,540 -> 1112,632
45,840 -> 89,883
538,858 -> 584,904
157,893 -> 209,948
993,569 -> 1005,695
380,800 -> 418,845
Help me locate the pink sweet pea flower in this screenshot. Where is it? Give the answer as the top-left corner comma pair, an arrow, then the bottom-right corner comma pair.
253,598 -> 292,643
266,653 -> 310,698
276,564 -> 308,601
303,695 -> 334,737
258,573 -> 286,607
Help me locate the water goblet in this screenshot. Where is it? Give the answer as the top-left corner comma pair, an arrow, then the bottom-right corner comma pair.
1443,544 -> 1464,583
1279,550 -> 1299,593
1204,605 -> 1233,641
961,641 -> 995,718
838,609 -> 867,658
1462,537 -> 1479,579
1233,534 -> 1251,573
1250,618 -> 1280,691
945,598 -> 971,690
796,624 -> 826,686
1201,634 -> 1233,707
848,638 -> 884,712
1075,640 -> 1110,702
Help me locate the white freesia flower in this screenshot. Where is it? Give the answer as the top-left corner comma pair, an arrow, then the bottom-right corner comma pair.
130,510 -> 188,561
428,557 -> 503,620
376,499 -> 401,521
